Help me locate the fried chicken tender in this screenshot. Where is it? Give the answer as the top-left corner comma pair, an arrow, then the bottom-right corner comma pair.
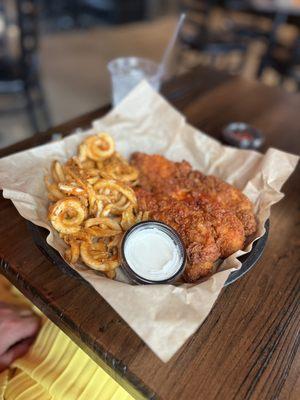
131,152 -> 193,192
131,153 -> 256,236
190,193 -> 245,258
188,171 -> 256,236
135,189 -> 220,281
131,152 -> 257,282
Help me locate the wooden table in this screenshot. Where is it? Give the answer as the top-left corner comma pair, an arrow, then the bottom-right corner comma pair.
0,66 -> 299,400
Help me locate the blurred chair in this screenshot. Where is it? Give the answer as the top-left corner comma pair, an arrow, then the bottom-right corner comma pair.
0,0 -> 51,134
179,0 -> 249,73
223,0 -> 272,41
256,13 -> 300,89
76,0 -> 145,25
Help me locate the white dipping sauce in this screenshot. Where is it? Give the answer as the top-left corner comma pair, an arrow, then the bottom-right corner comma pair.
124,226 -> 182,281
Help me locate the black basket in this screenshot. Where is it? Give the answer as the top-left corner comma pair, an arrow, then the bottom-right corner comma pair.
27,220 -> 269,287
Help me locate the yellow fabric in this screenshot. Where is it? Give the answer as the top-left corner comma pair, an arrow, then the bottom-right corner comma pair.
0,276 -> 133,400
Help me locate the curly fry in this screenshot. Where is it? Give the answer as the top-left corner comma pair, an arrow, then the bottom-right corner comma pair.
97,153 -> 138,183
58,183 -> 85,196
61,229 -> 90,242
78,143 -> 88,162
63,164 -> 86,189
80,242 -> 119,271
45,132 -> 149,279
65,239 -> 80,264
121,206 -> 150,230
108,234 -> 123,249
51,160 -> 65,183
84,133 -> 115,161
86,184 -> 97,215
105,270 -> 116,279
45,176 -> 64,201
136,211 -> 150,223
84,217 -> 121,231
120,205 -> 137,230
101,200 -> 131,216
94,180 -> 137,205
85,226 -> 121,238
81,159 -> 96,169
49,197 -> 86,234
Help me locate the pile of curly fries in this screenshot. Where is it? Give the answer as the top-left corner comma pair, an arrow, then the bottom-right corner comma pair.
45,132 -> 149,279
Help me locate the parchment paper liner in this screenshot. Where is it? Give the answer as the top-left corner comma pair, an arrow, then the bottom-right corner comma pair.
0,82 -> 298,362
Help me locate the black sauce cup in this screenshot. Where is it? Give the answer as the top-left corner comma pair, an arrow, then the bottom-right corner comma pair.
120,221 -> 186,285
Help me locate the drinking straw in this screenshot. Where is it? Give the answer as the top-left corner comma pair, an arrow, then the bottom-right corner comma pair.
157,12 -> 187,81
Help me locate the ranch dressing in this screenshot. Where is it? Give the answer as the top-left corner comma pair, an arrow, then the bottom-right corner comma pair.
121,221 -> 186,283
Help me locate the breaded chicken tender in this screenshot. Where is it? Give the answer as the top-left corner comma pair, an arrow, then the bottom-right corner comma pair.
131,152 -> 257,282
135,189 -> 220,281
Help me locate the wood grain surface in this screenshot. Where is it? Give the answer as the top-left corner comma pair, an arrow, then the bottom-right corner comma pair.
0,65 -> 299,400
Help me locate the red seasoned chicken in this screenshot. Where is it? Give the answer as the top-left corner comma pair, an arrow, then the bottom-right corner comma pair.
135,189 -> 220,281
131,152 -> 257,282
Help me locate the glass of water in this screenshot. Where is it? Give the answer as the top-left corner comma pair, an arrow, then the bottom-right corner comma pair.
108,57 -> 161,107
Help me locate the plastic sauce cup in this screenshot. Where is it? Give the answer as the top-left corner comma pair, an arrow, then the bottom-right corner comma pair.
120,221 -> 186,285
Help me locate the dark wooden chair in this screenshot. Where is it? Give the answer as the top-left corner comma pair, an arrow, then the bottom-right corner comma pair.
256,12 -> 300,89
178,0 -> 249,73
223,0 -> 272,41
0,0 -> 51,134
